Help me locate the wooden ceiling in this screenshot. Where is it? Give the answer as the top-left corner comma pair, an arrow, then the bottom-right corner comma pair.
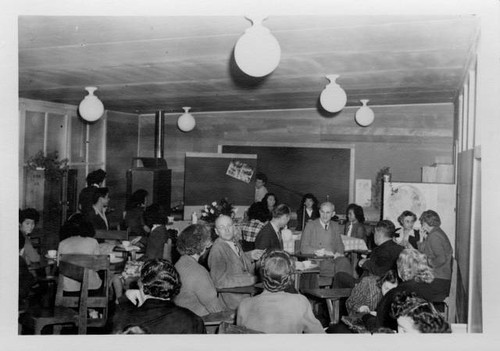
18,15 -> 479,114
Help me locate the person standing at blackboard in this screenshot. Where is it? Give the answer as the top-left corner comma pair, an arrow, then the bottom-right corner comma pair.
254,173 -> 268,203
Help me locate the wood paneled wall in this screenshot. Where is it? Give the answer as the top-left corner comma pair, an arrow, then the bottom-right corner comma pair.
138,103 -> 454,211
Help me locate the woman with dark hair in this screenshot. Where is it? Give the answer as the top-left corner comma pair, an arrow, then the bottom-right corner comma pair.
295,193 -> 320,231
123,189 -> 151,237
418,210 -> 453,301
259,192 -> 277,222
394,210 -> 420,249
237,250 -> 324,333
238,202 -> 268,252
391,291 -> 450,333
174,224 -> 227,316
57,213 -> 102,292
142,203 -> 178,263
344,203 -> 367,242
19,208 -> 41,265
112,259 -> 206,334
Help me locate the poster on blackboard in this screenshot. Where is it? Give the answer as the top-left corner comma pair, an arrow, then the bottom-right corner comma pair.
226,159 -> 254,183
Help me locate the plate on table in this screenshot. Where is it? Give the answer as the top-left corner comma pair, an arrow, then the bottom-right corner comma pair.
118,244 -> 141,251
314,249 -> 334,257
44,254 -> 57,260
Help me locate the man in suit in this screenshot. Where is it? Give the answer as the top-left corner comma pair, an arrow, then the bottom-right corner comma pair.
208,215 -> 264,309
87,187 -> 110,231
334,220 -> 403,288
254,204 -> 291,251
299,202 -> 352,285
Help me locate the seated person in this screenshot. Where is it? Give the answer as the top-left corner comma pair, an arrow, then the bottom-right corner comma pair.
78,169 -> 106,217
174,224 -> 227,316
208,215 -> 264,310
299,201 -> 352,284
57,214 -> 102,292
259,192 -> 277,222
394,210 -> 420,249
254,172 -> 268,203
237,202 -> 267,252
367,248 -> 439,331
19,208 -> 41,265
418,210 -> 453,302
86,187 -> 111,231
19,231 -> 36,309
295,193 -> 320,231
345,269 -> 398,317
254,204 -> 291,251
143,203 -> 178,263
334,220 -> 403,288
123,189 -> 151,237
344,203 -> 368,243
237,250 -> 324,334
391,291 -> 450,333
112,259 -> 206,334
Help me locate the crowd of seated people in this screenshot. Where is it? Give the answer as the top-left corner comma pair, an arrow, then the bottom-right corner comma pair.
19,167 -> 455,335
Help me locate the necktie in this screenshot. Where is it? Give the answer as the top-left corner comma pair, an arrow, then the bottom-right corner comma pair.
278,229 -> 283,247
325,224 -> 328,231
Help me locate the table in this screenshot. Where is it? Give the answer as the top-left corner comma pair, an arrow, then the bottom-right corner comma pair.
293,267 -> 321,290
216,285 -> 263,297
113,245 -> 144,261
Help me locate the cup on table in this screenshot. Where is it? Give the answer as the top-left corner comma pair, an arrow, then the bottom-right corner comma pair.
47,249 -> 57,259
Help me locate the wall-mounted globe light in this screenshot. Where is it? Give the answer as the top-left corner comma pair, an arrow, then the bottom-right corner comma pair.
319,74 -> 347,113
234,15 -> 281,77
177,107 -> 196,132
355,99 -> 375,127
78,86 -> 104,122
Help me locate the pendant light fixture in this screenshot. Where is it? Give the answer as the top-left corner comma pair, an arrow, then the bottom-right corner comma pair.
234,15 -> 281,77
355,99 -> 375,127
177,107 -> 196,132
319,74 -> 347,113
78,86 -> 105,122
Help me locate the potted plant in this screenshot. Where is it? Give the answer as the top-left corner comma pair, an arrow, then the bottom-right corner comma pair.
27,150 -> 69,181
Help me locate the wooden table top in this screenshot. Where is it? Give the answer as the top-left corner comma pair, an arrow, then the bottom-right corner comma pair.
216,285 -> 263,296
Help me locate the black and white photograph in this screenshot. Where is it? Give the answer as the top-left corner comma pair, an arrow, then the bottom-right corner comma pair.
1,0 -> 500,350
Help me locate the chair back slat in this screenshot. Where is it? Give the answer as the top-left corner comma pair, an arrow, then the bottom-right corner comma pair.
54,254 -> 111,333
60,254 -> 110,271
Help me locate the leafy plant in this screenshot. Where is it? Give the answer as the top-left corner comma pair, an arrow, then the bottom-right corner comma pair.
27,150 -> 69,180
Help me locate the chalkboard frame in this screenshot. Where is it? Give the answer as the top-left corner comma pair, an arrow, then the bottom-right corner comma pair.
218,142 -> 355,214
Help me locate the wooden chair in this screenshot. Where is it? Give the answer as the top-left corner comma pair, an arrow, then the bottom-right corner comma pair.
201,310 -> 236,334
301,288 -> 352,325
218,322 -> 263,334
19,254 -> 110,334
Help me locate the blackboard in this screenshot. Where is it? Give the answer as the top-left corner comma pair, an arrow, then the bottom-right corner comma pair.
222,145 -> 352,213
184,152 -> 258,206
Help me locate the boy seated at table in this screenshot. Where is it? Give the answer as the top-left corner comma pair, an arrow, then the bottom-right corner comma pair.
237,250 -> 325,333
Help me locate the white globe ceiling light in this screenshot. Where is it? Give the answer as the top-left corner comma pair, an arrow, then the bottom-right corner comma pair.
78,86 -> 105,122
177,107 -> 196,132
234,15 -> 281,77
355,99 -> 375,127
319,74 -> 347,113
